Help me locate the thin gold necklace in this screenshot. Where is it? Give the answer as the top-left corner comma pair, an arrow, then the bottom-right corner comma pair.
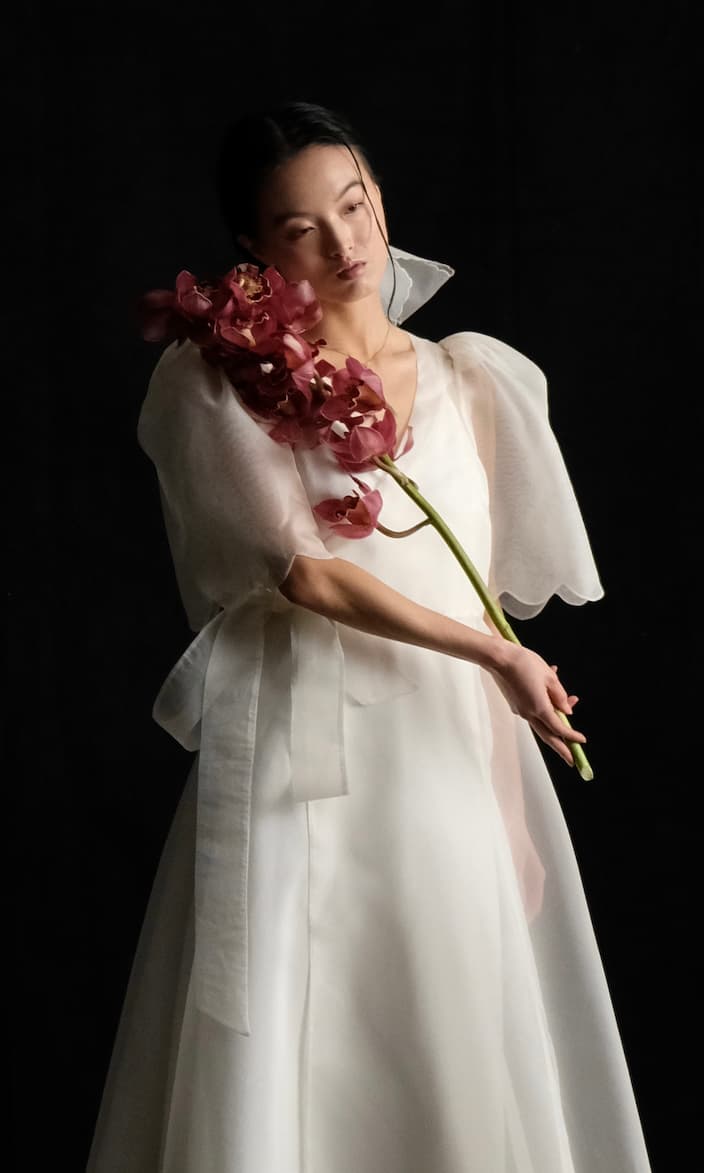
320,319 -> 393,366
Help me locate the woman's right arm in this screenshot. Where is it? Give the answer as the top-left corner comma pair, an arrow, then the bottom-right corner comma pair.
279,553 -> 585,767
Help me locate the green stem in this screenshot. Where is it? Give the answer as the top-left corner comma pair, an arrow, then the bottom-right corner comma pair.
376,518 -> 432,538
373,454 -> 594,781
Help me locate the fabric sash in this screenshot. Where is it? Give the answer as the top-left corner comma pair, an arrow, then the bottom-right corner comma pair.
150,590 -> 415,1034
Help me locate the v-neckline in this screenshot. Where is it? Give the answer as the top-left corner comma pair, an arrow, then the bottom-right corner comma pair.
393,331 -> 423,458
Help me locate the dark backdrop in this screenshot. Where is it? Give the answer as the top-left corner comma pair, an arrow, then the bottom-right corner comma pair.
12,3 -> 700,1169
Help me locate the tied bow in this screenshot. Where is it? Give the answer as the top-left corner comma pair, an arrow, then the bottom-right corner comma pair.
150,588 -> 417,1034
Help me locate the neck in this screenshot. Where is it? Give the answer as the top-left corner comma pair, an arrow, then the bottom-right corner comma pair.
303,293 -> 392,360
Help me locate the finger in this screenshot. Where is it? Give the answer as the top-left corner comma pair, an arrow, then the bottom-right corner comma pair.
542,723 -> 584,764
554,741 -> 575,766
533,723 -> 576,766
548,680 -> 575,714
542,708 -> 586,742
556,714 -> 586,740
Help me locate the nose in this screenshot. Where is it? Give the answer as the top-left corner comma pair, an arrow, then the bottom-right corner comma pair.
322,222 -> 354,259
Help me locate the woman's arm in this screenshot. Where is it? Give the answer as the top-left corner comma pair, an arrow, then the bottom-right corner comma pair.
280,554 -> 585,766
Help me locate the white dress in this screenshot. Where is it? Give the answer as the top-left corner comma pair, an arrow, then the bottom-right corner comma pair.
86,329 -> 653,1172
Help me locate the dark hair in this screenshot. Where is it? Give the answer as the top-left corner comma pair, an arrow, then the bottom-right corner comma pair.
214,101 -> 396,309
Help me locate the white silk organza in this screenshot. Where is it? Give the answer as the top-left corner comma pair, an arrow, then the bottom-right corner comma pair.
137,338 -> 347,1034
380,244 -> 455,323
126,288 -> 652,1169
433,331 -> 649,1168
440,330 -> 604,616
385,247 -> 602,618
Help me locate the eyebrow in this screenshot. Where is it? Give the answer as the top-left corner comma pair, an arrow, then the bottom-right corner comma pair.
271,178 -> 364,227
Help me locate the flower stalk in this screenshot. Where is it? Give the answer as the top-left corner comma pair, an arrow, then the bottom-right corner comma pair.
374,454 -> 594,781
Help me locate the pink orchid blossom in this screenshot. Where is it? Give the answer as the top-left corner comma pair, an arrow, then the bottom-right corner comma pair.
136,271 -> 217,343
319,357 -> 386,422
209,269 -> 279,353
268,275 -> 323,334
313,477 -> 383,538
324,409 -> 399,473
174,270 -> 218,319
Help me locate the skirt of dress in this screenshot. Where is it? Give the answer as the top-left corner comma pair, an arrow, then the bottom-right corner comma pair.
86,610 -> 652,1173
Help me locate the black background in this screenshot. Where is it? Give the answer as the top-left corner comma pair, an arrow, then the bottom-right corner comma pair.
12,2 -> 700,1169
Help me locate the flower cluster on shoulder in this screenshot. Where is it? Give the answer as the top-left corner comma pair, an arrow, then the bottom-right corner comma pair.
139,264 -> 411,538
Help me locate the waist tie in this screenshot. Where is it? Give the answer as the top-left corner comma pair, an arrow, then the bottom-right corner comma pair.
149,592 -> 485,1035
149,592 -> 490,1035
150,590 -> 353,1035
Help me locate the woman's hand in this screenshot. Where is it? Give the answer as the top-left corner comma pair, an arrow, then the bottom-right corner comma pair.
488,643 -> 585,766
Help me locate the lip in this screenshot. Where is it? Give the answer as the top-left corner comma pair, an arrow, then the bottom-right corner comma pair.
336,260 -> 367,279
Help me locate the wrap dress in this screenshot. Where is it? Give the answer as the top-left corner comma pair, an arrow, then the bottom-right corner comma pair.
86,329 -> 653,1172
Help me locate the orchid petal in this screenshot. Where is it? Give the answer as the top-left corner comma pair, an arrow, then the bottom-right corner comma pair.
313,488 -> 383,538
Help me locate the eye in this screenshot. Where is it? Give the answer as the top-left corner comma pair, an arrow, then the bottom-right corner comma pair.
346,201 -> 364,214
287,226 -> 314,240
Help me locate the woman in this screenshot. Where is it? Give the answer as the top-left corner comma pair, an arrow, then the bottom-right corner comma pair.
87,101 -> 652,1172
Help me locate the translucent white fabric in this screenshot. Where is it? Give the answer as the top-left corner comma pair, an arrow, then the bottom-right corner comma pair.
87,331 -> 651,1172
380,244 -> 455,324
138,337 -> 336,634
135,342 -> 340,1033
442,330 -> 605,617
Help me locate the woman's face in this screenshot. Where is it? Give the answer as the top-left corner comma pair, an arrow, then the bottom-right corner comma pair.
240,144 -> 389,307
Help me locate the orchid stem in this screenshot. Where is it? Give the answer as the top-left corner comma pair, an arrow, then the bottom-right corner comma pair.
373,454 -> 594,781
376,518 -> 432,538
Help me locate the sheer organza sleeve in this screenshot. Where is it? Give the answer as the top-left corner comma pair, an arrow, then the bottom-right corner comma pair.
137,338 -> 334,631
440,330 -> 605,619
